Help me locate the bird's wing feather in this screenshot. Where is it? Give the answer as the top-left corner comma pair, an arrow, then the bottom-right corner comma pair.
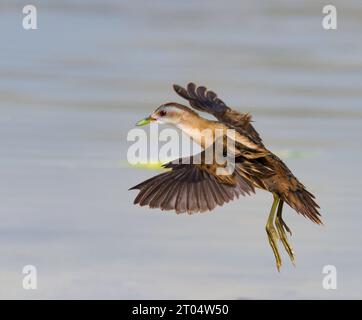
173,82 -> 263,144
129,150 -> 256,214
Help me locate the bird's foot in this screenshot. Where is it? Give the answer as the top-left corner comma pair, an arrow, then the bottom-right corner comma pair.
275,217 -> 295,265
279,215 -> 292,236
266,223 -> 282,272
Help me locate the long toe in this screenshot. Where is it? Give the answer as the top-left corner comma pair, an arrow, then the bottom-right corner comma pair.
266,224 -> 282,271
275,218 -> 295,265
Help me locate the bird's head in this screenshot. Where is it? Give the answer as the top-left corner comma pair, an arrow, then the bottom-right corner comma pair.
135,103 -> 198,127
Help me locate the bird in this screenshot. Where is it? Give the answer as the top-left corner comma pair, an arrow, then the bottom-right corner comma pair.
129,82 -> 322,271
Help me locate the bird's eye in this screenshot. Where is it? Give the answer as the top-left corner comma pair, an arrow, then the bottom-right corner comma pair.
159,110 -> 167,117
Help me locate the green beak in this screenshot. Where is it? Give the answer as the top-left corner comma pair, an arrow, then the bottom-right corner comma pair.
136,116 -> 154,126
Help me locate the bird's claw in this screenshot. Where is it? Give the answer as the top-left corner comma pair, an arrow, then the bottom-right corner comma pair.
266,224 -> 282,272
275,217 -> 295,265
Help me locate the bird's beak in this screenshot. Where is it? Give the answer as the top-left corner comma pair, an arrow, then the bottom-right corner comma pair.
135,116 -> 155,126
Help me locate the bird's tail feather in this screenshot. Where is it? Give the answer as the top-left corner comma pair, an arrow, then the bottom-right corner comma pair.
282,186 -> 322,225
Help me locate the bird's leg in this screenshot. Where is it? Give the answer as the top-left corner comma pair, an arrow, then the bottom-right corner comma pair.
265,194 -> 282,271
276,200 -> 292,236
275,200 -> 295,265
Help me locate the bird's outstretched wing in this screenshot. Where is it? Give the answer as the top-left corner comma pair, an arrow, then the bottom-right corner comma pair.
173,82 -> 263,144
129,148 -> 260,214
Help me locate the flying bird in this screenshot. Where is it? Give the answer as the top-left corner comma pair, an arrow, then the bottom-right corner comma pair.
129,83 -> 322,270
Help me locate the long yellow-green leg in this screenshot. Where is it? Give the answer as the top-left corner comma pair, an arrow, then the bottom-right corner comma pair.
275,200 -> 295,265
277,200 -> 292,236
265,194 -> 282,271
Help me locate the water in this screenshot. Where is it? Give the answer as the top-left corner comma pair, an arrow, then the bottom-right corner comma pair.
1,0 -> 362,299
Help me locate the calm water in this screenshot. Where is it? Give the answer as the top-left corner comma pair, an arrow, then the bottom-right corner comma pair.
1,0 -> 362,299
